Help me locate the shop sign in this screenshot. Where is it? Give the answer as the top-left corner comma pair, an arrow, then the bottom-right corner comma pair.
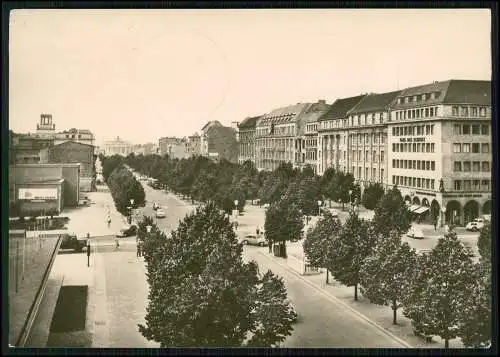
400,137 -> 426,143
442,194 -> 483,198
18,188 -> 58,201
415,191 -> 436,197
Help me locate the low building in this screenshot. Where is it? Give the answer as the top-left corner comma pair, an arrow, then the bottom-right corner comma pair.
238,115 -> 263,165
9,163 -> 81,216
10,132 -> 54,164
102,136 -> 133,156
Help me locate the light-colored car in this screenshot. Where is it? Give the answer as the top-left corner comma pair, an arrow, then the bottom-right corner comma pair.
155,209 -> 166,218
241,234 -> 268,246
466,219 -> 485,231
407,226 -> 425,239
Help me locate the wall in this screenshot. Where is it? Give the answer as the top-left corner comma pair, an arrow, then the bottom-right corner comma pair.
49,142 -> 94,177
61,165 -> 80,206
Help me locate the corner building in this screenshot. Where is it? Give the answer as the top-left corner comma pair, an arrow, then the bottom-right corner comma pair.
388,80 -> 492,226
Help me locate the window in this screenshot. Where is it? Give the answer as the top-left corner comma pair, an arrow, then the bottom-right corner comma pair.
366,150 -> 369,161
482,180 -> 490,190
425,108 -> 429,117
373,168 -> 376,180
463,180 -> 472,191
461,106 -> 469,116
453,124 -> 462,135
380,151 -> 384,162
480,124 -> 489,135
417,161 -> 421,170
482,162 -> 490,172
463,161 -> 471,172
473,180 -> 480,191
425,161 -> 430,170
454,180 -> 462,190
472,125 -> 480,135
408,160 -> 413,169
413,177 -> 416,187
412,160 -> 416,169
425,125 -> 430,135
431,180 -> 435,190
473,161 -> 480,172
452,106 -> 459,116
365,168 -> 369,180
479,107 -> 486,117
404,160 -> 408,169
454,162 -> 462,171
462,143 -> 470,153
472,107 -> 478,116
382,134 -> 386,144
431,143 -> 435,152
417,178 -> 421,188
413,143 -> 417,152
430,107 -> 434,117
373,151 -> 376,162
472,143 -> 480,153
430,125 -> 434,135
426,143 -> 431,152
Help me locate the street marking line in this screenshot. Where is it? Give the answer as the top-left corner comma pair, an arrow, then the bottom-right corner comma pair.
257,251 -> 413,348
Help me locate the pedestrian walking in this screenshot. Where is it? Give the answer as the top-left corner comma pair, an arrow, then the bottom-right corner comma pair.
115,237 -> 120,249
107,216 -> 111,228
137,241 -> 141,257
256,226 -> 260,235
268,240 -> 273,254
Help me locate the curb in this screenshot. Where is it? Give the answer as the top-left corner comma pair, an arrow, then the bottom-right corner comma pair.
258,251 -> 413,348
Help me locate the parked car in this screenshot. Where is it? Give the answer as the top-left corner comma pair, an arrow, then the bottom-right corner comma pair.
407,226 -> 425,239
59,234 -> 86,252
155,209 -> 166,218
466,218 -> 485,231
240,234 -> 268,246
116,224 -> 137,238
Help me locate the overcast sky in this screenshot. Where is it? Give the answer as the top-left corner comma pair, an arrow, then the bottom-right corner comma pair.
9,9 -> 491,146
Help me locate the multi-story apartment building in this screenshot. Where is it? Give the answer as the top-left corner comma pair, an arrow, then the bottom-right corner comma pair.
187,133 -> 201,157
297,101 -> 331,173
317,95 -> 367,175
200,121 -> 239,163
255,102 -> 312,171
237,115 -> 262,165
388,79 -> 491,226
158,137 -> 189,159
345,90 -> 401,188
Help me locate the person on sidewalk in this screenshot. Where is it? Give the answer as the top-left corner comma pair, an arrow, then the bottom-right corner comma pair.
268,239 -> 273,254
115,237 -> 120,249
107,215 -> 111,228
137,241 -> 141,257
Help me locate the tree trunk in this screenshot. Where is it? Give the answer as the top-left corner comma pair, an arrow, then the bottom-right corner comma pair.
444,339 -> 449,348
326,268 -> 329,284
392,299 -> 397,324
354,283 -> 358,301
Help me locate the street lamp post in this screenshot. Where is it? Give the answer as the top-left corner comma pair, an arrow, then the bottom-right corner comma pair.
441,206 -> 446,228
129,198 -> 134,224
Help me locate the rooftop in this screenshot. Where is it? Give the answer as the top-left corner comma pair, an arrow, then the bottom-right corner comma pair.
238,115 -> 262,129
319,94 -> 367,121
348,90 -> 402,114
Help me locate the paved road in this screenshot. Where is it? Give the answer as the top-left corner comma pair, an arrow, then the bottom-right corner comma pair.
242,247 -> 409,348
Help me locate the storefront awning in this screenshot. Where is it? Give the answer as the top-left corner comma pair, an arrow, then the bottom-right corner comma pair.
408,204 -> 420,212
413,206 -> 430,215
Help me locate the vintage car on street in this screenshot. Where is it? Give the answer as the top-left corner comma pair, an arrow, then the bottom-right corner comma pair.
466,218 -> 485,231
155,208 -> 166,218
59,234 -> 86,252
116,224 -> 137,238
407,226 -> 425,239
240,234 -> 268,246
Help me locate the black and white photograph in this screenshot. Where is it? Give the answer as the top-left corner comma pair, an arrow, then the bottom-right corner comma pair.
6,7 -> 493,350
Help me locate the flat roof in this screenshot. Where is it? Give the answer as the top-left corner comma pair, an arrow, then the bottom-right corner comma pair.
19,178 -> 65,185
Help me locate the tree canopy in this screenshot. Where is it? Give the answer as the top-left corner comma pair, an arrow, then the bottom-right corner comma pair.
372,185 -> 411,238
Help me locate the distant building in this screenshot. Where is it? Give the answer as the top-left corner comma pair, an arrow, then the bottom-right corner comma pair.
187,133 -> 201,157
54,128 -> 95,146
102,136 -> 133,156
158,137 -> 189,159
200,121 -> 238,163
35,114 -> 56,137
238,115 -> 262,165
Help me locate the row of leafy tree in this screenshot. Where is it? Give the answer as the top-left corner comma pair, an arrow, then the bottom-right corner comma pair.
135,203 -> 298,347
302,188 -> 491,348
101,154 -> 146,218
123,153 -> 388,217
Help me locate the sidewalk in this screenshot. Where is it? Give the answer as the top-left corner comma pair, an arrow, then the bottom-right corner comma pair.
62,185 -> 128,238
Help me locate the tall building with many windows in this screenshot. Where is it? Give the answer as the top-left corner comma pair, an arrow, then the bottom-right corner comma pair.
317,94 -> 367,175
238,115 -> 263,165
387,79 -> 491,226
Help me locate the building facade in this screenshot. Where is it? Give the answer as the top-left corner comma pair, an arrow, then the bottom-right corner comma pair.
317,95 -> 367,175
187,134 -> 201,157
255,103 -> 313,171
237,115 -> 262,165
9,163 -> 80,216
45,141 -> 96,192
102,136 -> 133,156
344,91 -> 401,189
296,100 -> 330,173
54,128 -> 95,146
200,121 -> 238,163
388,80 -> 492,226
159,137 -> 189,159
9,132 -> 54,164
